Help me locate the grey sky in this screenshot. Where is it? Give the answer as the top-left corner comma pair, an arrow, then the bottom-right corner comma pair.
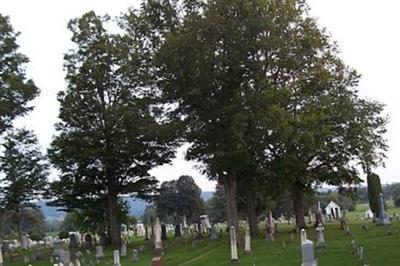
0,0 -> 398,191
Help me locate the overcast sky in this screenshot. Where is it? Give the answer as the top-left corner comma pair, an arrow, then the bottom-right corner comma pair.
0,0 -> 398,191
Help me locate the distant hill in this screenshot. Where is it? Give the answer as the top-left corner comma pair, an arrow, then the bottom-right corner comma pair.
37,191 -> 215,221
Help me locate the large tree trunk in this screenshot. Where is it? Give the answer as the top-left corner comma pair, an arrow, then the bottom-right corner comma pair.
293,187 -> 306,230
224,173 -> 239,232
108,194 -> 121,247
245,182 -> 259,236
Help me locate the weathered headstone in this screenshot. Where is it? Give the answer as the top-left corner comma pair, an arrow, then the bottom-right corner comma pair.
230,226 -> 238,262
154,217 -> 163,252
316,223 -> 326,248
377,193 -> 391,225
113,250 -> 121,266
95,245 -> 104,259
69,234 -> 78,250
52,241 -> 65,257
59,250 -> 71,265
121,242 -> 127,257
75,258 -> 81,266
24,254 -> 30,264
21,234 -> 29,250
132,249 -> 140,262
210,225 -> 218,241
84,234 -> 92,249
300,229 -> 317,266
174,224 -> 181,237
359,246 -> 364,260
244,228 -> 252,255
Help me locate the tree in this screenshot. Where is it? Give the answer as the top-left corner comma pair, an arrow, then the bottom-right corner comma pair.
124,0 -> 387,232
0,206 -> 46,240
49,12 -> 178,246
0,129 -> 48,240
206,184 -> 227,223
155,175 -> 205,226
0,14 -> 39,134
367,172 -> 383,217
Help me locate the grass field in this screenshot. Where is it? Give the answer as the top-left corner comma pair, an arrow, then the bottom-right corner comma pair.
4,204 -> 400,265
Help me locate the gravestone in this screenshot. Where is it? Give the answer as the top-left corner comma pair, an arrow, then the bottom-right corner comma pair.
32,250 -> 45,261
59,250 -> 71,265
84,234 -> 93,249
24,254 -> 30,264
230,226 -> 239,262
69,234 -> 78,250
95,245 -> 104,259
210,225 -> 218,241
132,249 -> 140,262
161,224 -> 167,241
52,241 -> 65,257
154,217 -> 163,252
0,248 -> 3,265
377,193 -> 391,225
75,258 -> 81,266
21,234 -> 29,250
121,241 -> 127,257
300,229 -> 317,266
113,250 -> 121,266
244,228 -> 252,255
174,224 -> 181,237
316,223 -> 326,248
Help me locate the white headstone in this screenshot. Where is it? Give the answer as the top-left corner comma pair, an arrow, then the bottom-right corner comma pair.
113,250 -> 121,266
75,258 -> 81,266
244,228 -> 251,255
300,229 -> 307,243
316,223 -> 326,247
132,249 -> 140,261
301,239 -> 317,266
230,226 -> 239,262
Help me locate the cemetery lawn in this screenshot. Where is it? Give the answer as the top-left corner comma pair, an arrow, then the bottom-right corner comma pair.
5,219 -> 400,266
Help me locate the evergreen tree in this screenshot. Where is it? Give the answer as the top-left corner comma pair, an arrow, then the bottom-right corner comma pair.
0,14 -> 39,134
0,129 -> 48,240
367,172 -> 383,217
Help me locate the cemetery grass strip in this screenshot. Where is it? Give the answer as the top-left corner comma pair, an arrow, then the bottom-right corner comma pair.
175,248 -> 217,266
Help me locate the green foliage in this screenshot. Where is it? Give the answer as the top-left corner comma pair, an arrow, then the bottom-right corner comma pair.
0,129 -> 48,239
155,175 -> 205,223
0,14 -> 39,134
367,172 -> 383,216
0,129 -> 48,211
205,184 -> 227,223
48,11 -> 178,245
0,207 -> 46,239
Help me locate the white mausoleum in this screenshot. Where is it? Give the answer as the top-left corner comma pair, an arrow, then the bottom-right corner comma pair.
324,200 -> 342,219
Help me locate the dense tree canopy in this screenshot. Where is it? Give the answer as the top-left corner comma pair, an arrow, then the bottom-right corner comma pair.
155,175 -> 205,224
136,0 -> 387,230
49,12 -> 178,246
0,14 -> 39,134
